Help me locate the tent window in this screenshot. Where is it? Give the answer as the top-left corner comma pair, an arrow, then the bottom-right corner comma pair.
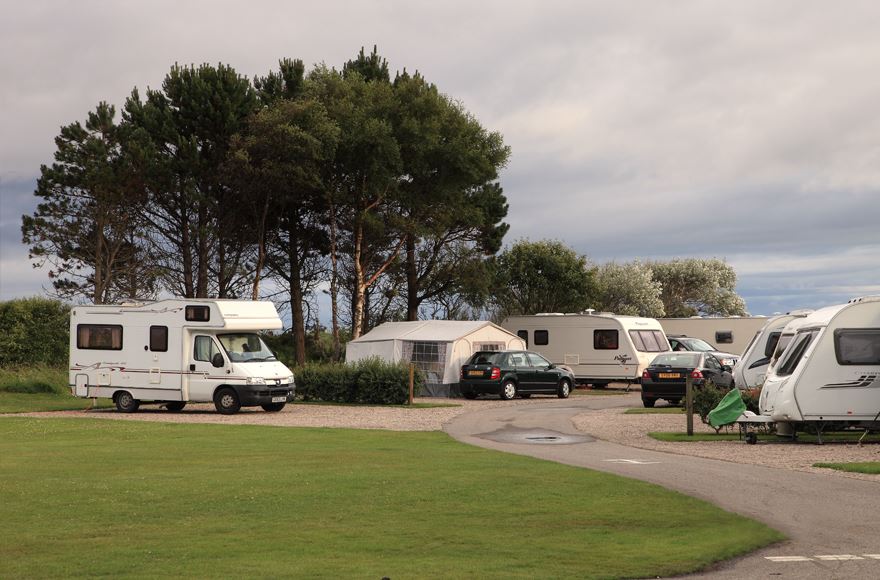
77,325 -> 123,350
834,328 -> 880,365
476,343 -> 503,351
406,341 -> 447,387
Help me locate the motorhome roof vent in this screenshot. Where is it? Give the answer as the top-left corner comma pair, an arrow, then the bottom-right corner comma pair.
535,312 -> 565,316
119,301 -> 145,307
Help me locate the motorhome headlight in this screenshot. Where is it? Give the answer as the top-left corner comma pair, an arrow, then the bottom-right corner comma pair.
246,377 -> 267,385
285,375 -> 295,385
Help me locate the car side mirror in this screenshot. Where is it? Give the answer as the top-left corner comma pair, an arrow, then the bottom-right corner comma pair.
211,353 -> 225,368
722,365 -> 732,373
547,363 -> 555,369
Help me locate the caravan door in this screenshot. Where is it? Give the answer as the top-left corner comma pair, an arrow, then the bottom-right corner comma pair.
187,335 -> 226,402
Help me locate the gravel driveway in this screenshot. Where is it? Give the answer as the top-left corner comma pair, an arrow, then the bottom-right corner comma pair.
15,393 -> 880,480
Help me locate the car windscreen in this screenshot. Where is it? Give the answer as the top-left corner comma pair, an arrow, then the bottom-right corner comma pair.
684,338 -> 716,352
467,352 -> 506,365
650,353 -> 701,367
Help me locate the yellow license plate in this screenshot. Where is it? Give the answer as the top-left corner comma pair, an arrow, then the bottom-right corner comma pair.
468,370 -> 484,377
659,373 -> 680,379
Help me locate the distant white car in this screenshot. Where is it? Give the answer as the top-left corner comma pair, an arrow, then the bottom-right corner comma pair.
666,335 -> 739,367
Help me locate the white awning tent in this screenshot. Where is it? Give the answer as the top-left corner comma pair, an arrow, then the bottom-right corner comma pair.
345,320 -> 526,396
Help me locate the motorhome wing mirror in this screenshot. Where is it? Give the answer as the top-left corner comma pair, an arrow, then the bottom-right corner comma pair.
211,353 -> 225,368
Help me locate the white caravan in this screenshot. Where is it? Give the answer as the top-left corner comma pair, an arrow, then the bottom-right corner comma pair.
659,317 -> 768,356
69,300 -> 295,414
501,313 -> 671,386
732,310 -> 812,389
755,296 -> 880,435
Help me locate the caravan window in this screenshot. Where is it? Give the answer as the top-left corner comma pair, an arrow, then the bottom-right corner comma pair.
834,329 -> 880,365
517,330 -> 528,347
770,333 -> 795,367
776,330 -> 818,377
77,325 -> 123,350
534,330 -> 549,345
150,326 -> 168,352
764,332 -> 782,358
594,330 -> 619,350
629,330 -> 668,353
715,330 -> 733,344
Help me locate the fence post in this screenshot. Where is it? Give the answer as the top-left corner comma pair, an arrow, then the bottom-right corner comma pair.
686,375 -> 694,436
409,363 -> 415,406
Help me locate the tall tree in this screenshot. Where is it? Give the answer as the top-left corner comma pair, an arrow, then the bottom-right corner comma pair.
228,96 -> 339,364
391,72 -> 511,320
649,258 -> 747,316
490,240 -> 596,319
123,63 -> 258,298
22,102 -> 153,303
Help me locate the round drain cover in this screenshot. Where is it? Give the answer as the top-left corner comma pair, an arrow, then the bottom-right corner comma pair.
525,436 -> 561,441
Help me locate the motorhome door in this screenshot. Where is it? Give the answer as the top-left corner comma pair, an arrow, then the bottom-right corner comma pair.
187,334 -> 226,402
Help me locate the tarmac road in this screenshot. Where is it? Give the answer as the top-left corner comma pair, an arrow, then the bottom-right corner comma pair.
444,393 -> 880,579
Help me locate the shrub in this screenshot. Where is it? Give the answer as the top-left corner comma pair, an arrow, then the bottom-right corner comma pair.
295,358 -> 424,405
0,298 -> 70,367
0,366 -> 68,394
693,382 -> 761,425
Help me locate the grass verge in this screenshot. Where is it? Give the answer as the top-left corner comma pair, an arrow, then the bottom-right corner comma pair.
650,431 -> 880,443
625,407 -> 686,414
813,462 -> 880,474
0,419 -> 782,579
0,365 -> 68,394
0,391 -> 112,413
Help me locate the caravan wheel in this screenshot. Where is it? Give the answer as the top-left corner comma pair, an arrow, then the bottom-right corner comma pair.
114,391 -> 139,413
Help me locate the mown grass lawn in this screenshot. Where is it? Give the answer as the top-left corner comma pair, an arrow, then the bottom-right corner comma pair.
813,462 -> 880,474
650,431 -> 880,443
0,418 -> 782,579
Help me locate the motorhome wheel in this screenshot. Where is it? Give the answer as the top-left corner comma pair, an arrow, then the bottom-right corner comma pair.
114,391 -> 139,413
214,387 -> 241,415
261,402 -> 285,412
165,401 -> 186,412
557,379 -> 571,399
500,380 -> 517,400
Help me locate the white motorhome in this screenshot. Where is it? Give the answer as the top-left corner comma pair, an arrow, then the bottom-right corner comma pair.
659,316 -> 768,356
69,299 -> 295,414
755,296 -> 880,436
501,313 -> 671,386
732,310 -> 812,389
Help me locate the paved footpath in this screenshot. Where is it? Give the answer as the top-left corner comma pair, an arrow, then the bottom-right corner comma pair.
444,393 -> 880,579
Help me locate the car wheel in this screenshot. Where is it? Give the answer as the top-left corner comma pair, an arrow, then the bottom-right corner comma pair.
668,398 -> 681,406
114,391 -> 139,413
463,391 -> 478,400
519,393 -> 532,399
214,387 -> 241,415
557,379 -> 571,399
261,402 -> 285,412
642,397 -> 656,408
165,401 -> 186,412
500,380 -> 517,401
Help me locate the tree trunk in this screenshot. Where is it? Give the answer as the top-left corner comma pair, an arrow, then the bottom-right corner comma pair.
405,231 -> 419,320
288,230 -> 307,366
251,196 -> 270,301
196,200 -> 208,298
328,199 -> 341,361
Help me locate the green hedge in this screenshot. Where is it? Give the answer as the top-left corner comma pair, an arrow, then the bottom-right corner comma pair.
297,358 -> 424,405
0,366 -> 68,394
0,298 -> 70,367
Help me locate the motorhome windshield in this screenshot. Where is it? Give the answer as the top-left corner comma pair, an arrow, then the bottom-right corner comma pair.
218,333 -> 276,362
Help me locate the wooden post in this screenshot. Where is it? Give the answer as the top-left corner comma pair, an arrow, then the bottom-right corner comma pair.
686,375 -> 694,436
408,363 -> 415,406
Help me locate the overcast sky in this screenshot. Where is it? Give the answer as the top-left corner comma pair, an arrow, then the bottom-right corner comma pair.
2,0 -> 879,316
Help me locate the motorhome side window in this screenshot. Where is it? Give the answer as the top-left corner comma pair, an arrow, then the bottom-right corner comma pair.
776,330 -> 818,376
628,330 -> 667,352
194,336 -> 221,362
834,329 -> 880,365
77,325 -> 123,350
150,326 -> 168,352
185,305 -> 210,322
594,330 -> 618,350
534,330 -> 549,345
517,330 -> 528,347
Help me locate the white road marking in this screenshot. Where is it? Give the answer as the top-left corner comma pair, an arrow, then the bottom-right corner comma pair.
603,459 -> 661,465
766,556 -> 813,562
864,554 -> 880,559
815,555 -> 865,561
